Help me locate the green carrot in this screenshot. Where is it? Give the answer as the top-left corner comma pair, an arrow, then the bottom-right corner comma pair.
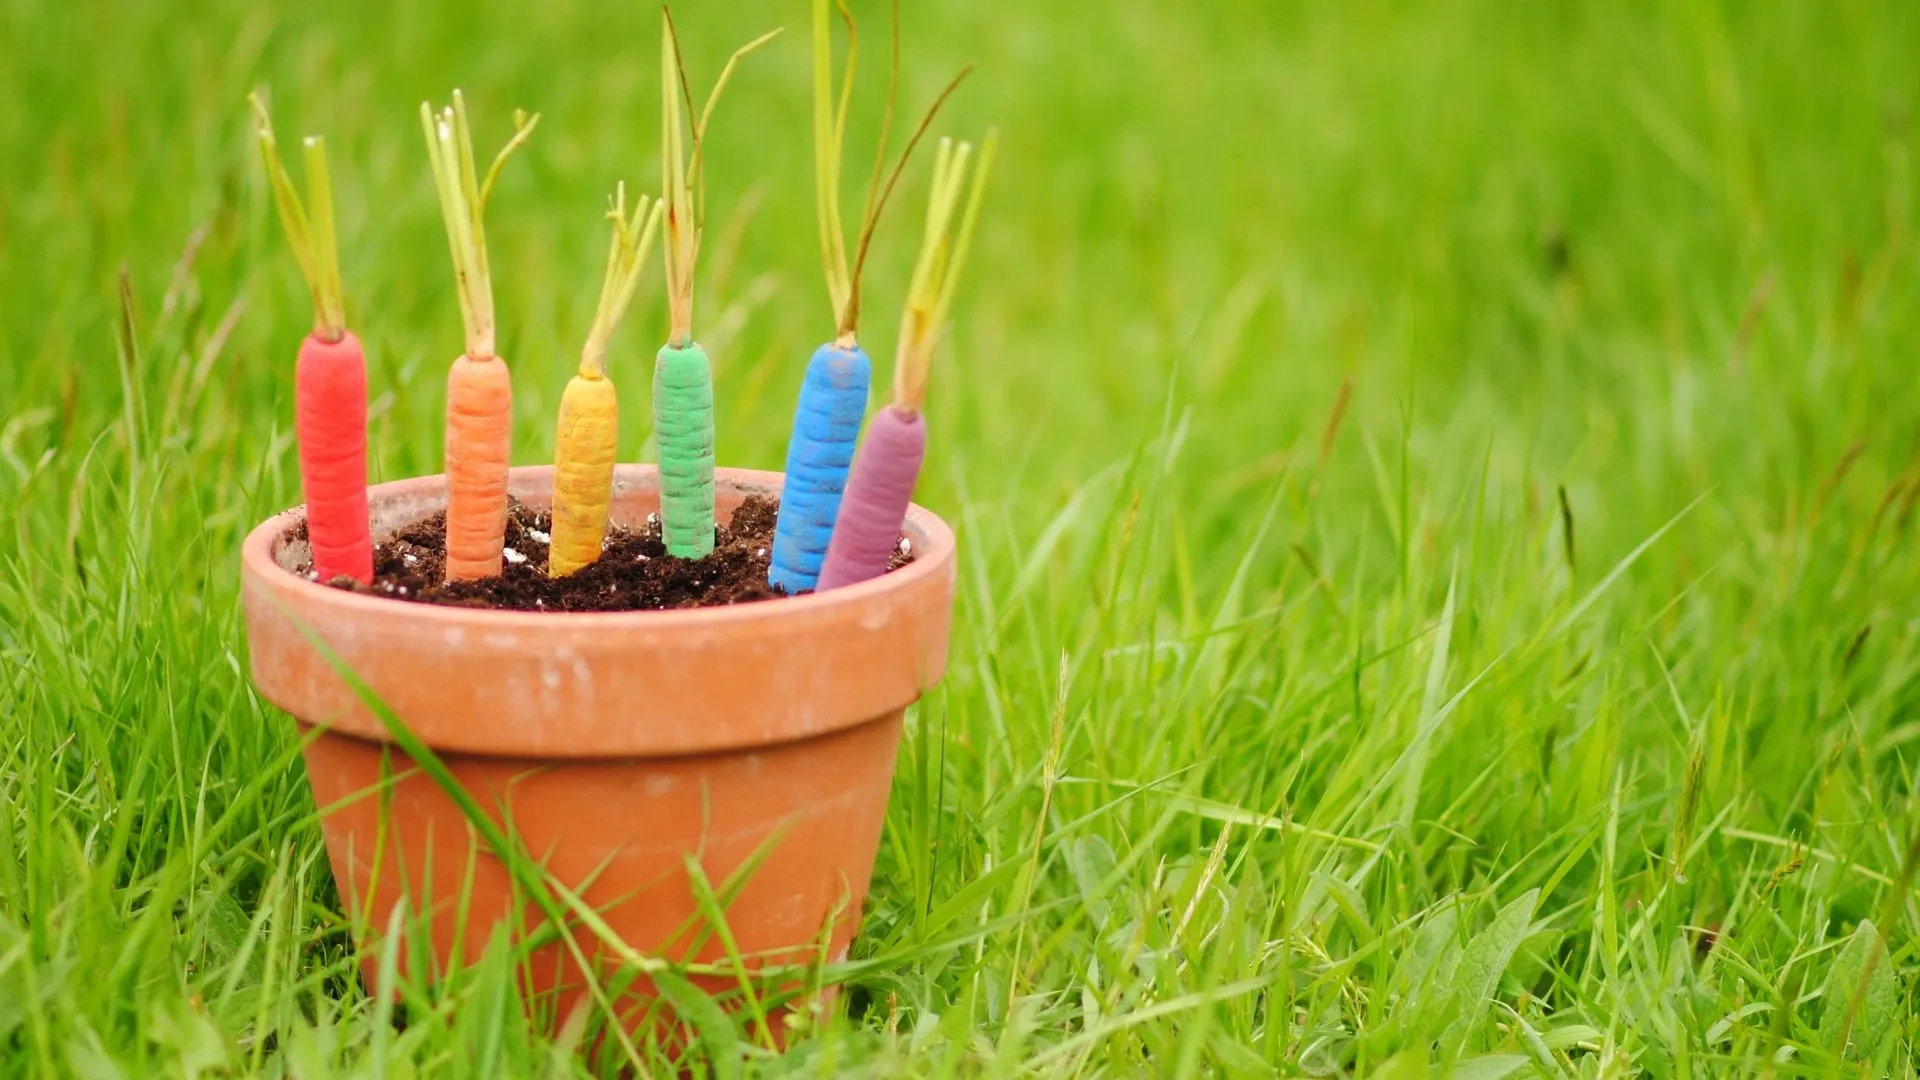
653,10 -> 780,558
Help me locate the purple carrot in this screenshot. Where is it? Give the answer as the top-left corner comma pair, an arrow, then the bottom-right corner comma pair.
817,405 -> 924,590
814,132 -> 996,591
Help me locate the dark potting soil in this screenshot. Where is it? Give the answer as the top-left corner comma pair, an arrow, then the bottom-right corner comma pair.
286,496 -> 915,612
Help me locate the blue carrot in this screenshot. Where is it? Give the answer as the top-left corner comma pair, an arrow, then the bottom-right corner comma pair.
769,342 -> 869,591
771,0 -> 967,591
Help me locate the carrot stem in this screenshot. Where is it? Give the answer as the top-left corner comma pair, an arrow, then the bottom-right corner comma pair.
248,93 -> 346,341
813,0 -> 853,327
853,0 -> 899,246
420,92 -> 538,360
811,0 -> 967,341
582,187 -> 666,378
842,64 -> 970,341
479,108 -> 540,213
659,9 -> 780,346
300,137 -> 345,342
893,129 -> 997,411
661,16 -> 694,346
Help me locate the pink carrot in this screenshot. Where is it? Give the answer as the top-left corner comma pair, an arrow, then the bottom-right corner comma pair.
816,405 -> 924,590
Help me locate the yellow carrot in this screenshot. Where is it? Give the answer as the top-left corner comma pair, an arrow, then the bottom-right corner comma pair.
549,186 -> 666,577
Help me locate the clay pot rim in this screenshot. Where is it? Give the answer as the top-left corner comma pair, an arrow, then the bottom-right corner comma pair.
240,465 -> 954,630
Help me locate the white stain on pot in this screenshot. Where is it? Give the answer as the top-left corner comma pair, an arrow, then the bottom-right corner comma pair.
528,646 -> 595,728
858,602 -> 892,631
569,649 -> 593,699
645,774 -> 676,795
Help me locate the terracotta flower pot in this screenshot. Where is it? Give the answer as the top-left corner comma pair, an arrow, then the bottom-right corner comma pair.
239,465 -> 954,1038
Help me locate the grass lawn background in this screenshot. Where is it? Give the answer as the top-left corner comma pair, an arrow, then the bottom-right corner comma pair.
3,0 -> 1919,1074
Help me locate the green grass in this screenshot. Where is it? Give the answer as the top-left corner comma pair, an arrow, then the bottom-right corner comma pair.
3,0 -> 1919,1074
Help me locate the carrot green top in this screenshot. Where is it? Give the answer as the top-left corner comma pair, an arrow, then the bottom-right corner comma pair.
418,90 -> 539,361
580,184 -> 666,378
812,0 -> 976,348
248,93 -> 347,343
812,0 -> 858,343
893,131 -> 997,412
659,10 -> 781,348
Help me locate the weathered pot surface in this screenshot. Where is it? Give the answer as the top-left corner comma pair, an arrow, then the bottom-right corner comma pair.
239,464 -> 955,1037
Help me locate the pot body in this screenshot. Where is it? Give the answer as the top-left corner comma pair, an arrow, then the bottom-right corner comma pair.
239,466 -> 954,1038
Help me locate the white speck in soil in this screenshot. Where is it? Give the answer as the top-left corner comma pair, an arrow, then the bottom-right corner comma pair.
527,528 -> 551,544
306,570 -> 320,581
636,553 -> 649,562
755,547 -> 766,558
398,586 -> 409,596
647,512 -> 660,526
503,547 -> 527,565
898,537 -> 912,556
402,553 -> 418,565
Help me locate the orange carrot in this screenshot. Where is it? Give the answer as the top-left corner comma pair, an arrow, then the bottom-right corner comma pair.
249,93 -> 373,585
443,354 -> 514,579
419,91 -> 538,581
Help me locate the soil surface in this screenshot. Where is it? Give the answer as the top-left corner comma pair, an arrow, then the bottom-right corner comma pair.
286,496 -> 914,612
